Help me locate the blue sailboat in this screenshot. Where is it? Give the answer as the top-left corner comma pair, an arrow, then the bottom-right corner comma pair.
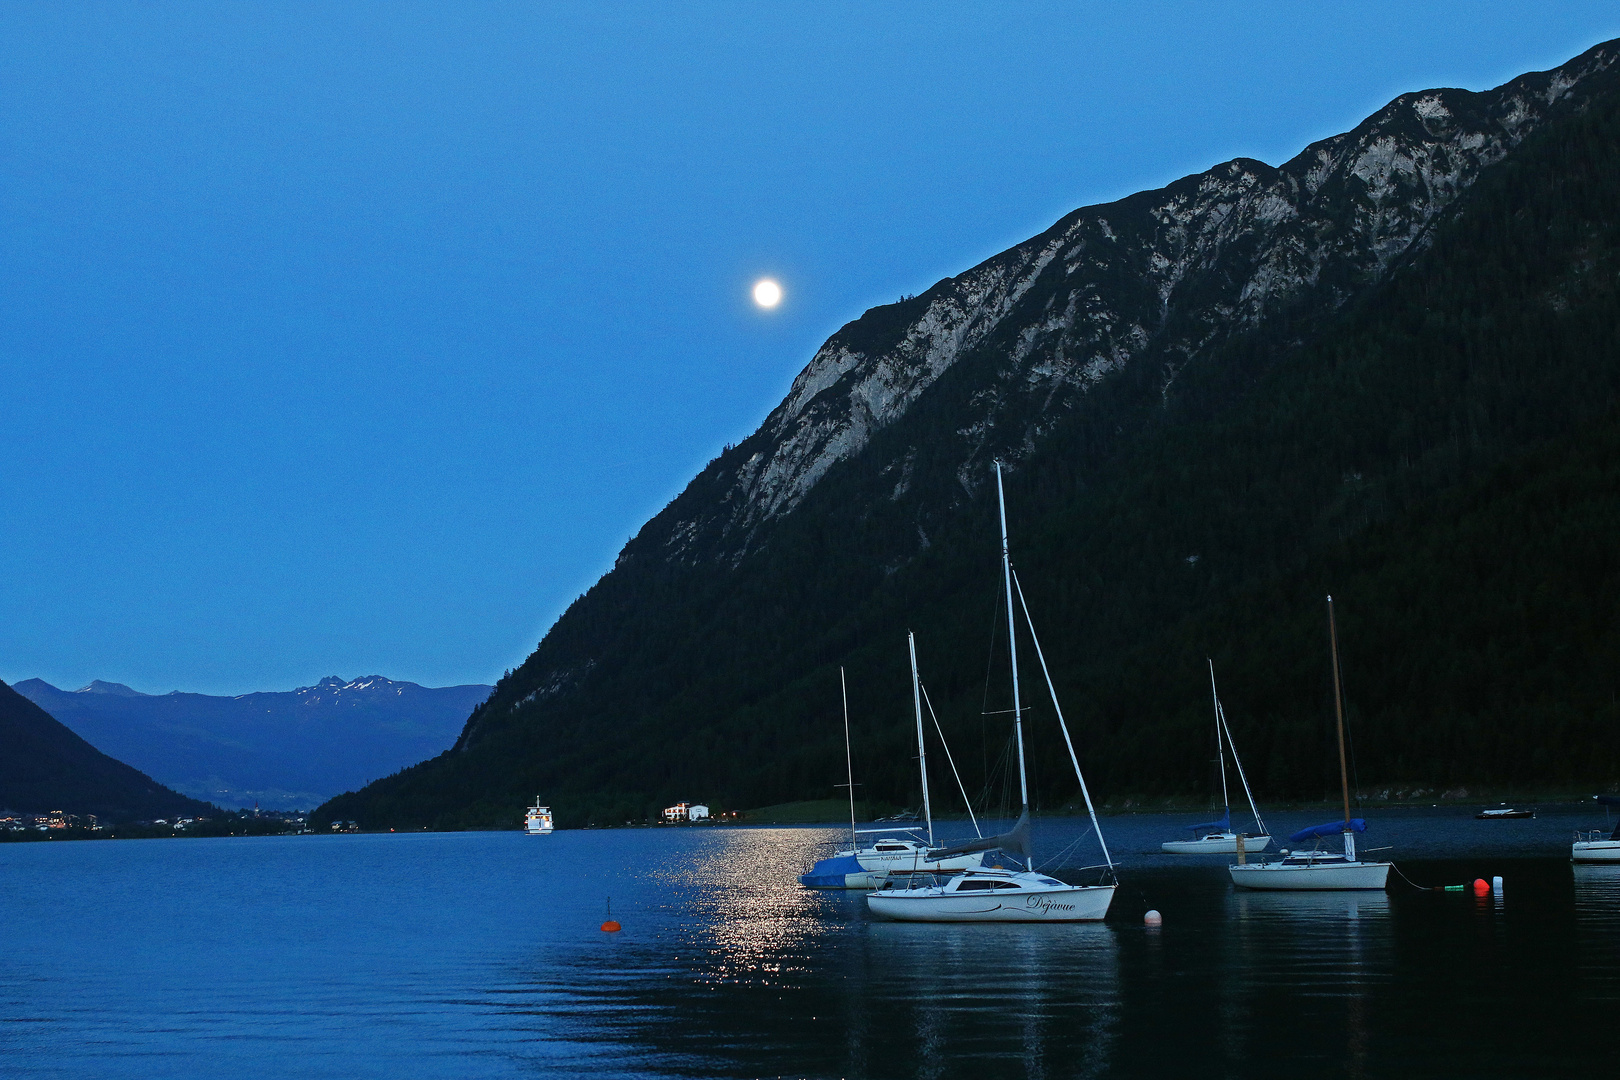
1230,596 -> 1391,890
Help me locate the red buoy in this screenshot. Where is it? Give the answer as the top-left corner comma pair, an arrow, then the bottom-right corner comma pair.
1472,878 -> 1489,896
601,896 -> 621,932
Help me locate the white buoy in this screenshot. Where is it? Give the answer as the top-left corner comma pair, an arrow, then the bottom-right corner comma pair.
1492,875 -> 1503,895
1144,909 -> 1163,927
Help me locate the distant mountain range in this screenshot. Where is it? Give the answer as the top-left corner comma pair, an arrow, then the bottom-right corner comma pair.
321,40 -> 1620,830
14,676 -> 490,811
0,679 -> 210,821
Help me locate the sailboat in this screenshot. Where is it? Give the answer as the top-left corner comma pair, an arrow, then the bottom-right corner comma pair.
1162,661 -> 1272,854
867,461 -> 1116,922
1572,796 -> 1620,863
1229,596 -> 1391,890
799,663 -> 986,889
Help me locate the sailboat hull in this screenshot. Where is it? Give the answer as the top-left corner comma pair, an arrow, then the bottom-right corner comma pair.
1572,840 -> 1620,863
868,883 -> 1115,922
855,850 -> 986,874
1229,860 -> 1390,890
1162,833 -> 1271,854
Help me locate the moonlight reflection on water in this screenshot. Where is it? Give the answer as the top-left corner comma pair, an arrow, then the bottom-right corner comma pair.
0,813 -> 1616,1078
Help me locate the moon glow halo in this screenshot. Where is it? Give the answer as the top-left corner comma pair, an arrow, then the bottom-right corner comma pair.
752,279 -> 783,308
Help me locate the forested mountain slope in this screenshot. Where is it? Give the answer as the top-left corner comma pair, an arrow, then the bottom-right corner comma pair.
320,40 -> 1620,829
0,680 -> 212,821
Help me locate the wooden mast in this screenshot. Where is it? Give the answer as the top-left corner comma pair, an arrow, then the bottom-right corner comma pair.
1327,596 -> 1352,827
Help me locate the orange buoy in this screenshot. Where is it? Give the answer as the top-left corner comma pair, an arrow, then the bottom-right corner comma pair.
1472,878 -> 1489,896
601,896 -> 621,932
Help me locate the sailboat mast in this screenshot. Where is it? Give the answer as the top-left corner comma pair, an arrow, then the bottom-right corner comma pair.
1209,660 -> 1230,815
1327,596 -> 1352,827
995,461 -> 1032,871
841,666 -> 856,848
908,632 -> 934,846
1216,696 -> 1268,838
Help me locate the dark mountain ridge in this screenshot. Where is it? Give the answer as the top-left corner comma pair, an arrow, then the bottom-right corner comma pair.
0,679 -> 211,821
15,675 -> 489,811
320,40 -> 1620,830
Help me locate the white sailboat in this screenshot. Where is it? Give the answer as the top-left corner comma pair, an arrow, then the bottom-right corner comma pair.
799,664 -> 985,889
524,799 -> 553,835
1230,596 -> 1390,890
1163,661 -> 1272,854
867,461 -> 1116,922
1572,795 -> 1620,863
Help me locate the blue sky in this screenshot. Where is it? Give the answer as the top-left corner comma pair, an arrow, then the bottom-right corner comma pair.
3,3 -> 1616,695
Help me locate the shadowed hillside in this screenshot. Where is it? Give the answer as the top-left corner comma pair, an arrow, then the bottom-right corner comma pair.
0,680 -> 213,821
320,41 -> 1620,830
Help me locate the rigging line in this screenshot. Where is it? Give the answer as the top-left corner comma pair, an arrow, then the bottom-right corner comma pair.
1389,862 -> 1445,892
1214,693 -> 1268,838
1337,629 -> 1365,811
973,731 -> 1013,816
987,731 -> 1016,820
1209,660 -> 1230,814
919,681 -> 982,838
1346,707 -> 1364,813
1037,823 -> 1096,872
1011,567 -> 1114,872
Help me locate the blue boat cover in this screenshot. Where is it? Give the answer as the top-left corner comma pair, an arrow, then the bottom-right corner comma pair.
1184,807 -> 1231,834
1289,818 -> 1367,843
798,854 -> 867,889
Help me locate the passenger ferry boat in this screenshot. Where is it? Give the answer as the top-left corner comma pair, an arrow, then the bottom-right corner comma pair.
524,799 -> 554,835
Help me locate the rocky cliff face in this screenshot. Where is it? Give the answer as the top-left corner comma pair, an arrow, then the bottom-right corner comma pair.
642,42 -> 1618,565
348,36 -> 1620,826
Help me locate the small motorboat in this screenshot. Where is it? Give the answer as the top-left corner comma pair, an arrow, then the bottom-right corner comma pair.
1475,806 -> 1534,819
1572,795 -> 1620,863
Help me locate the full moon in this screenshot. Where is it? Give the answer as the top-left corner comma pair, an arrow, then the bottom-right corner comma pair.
752,279 -> 783,308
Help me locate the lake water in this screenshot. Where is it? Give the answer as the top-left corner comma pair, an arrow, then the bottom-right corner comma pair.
2,807 -> 1616,1078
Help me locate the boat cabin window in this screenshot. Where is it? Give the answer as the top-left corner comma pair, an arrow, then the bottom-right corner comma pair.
955,880 -> 999,891
991,881 -> 1022,890
1037,878 -> 1064,886
875,844 -> 909,852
